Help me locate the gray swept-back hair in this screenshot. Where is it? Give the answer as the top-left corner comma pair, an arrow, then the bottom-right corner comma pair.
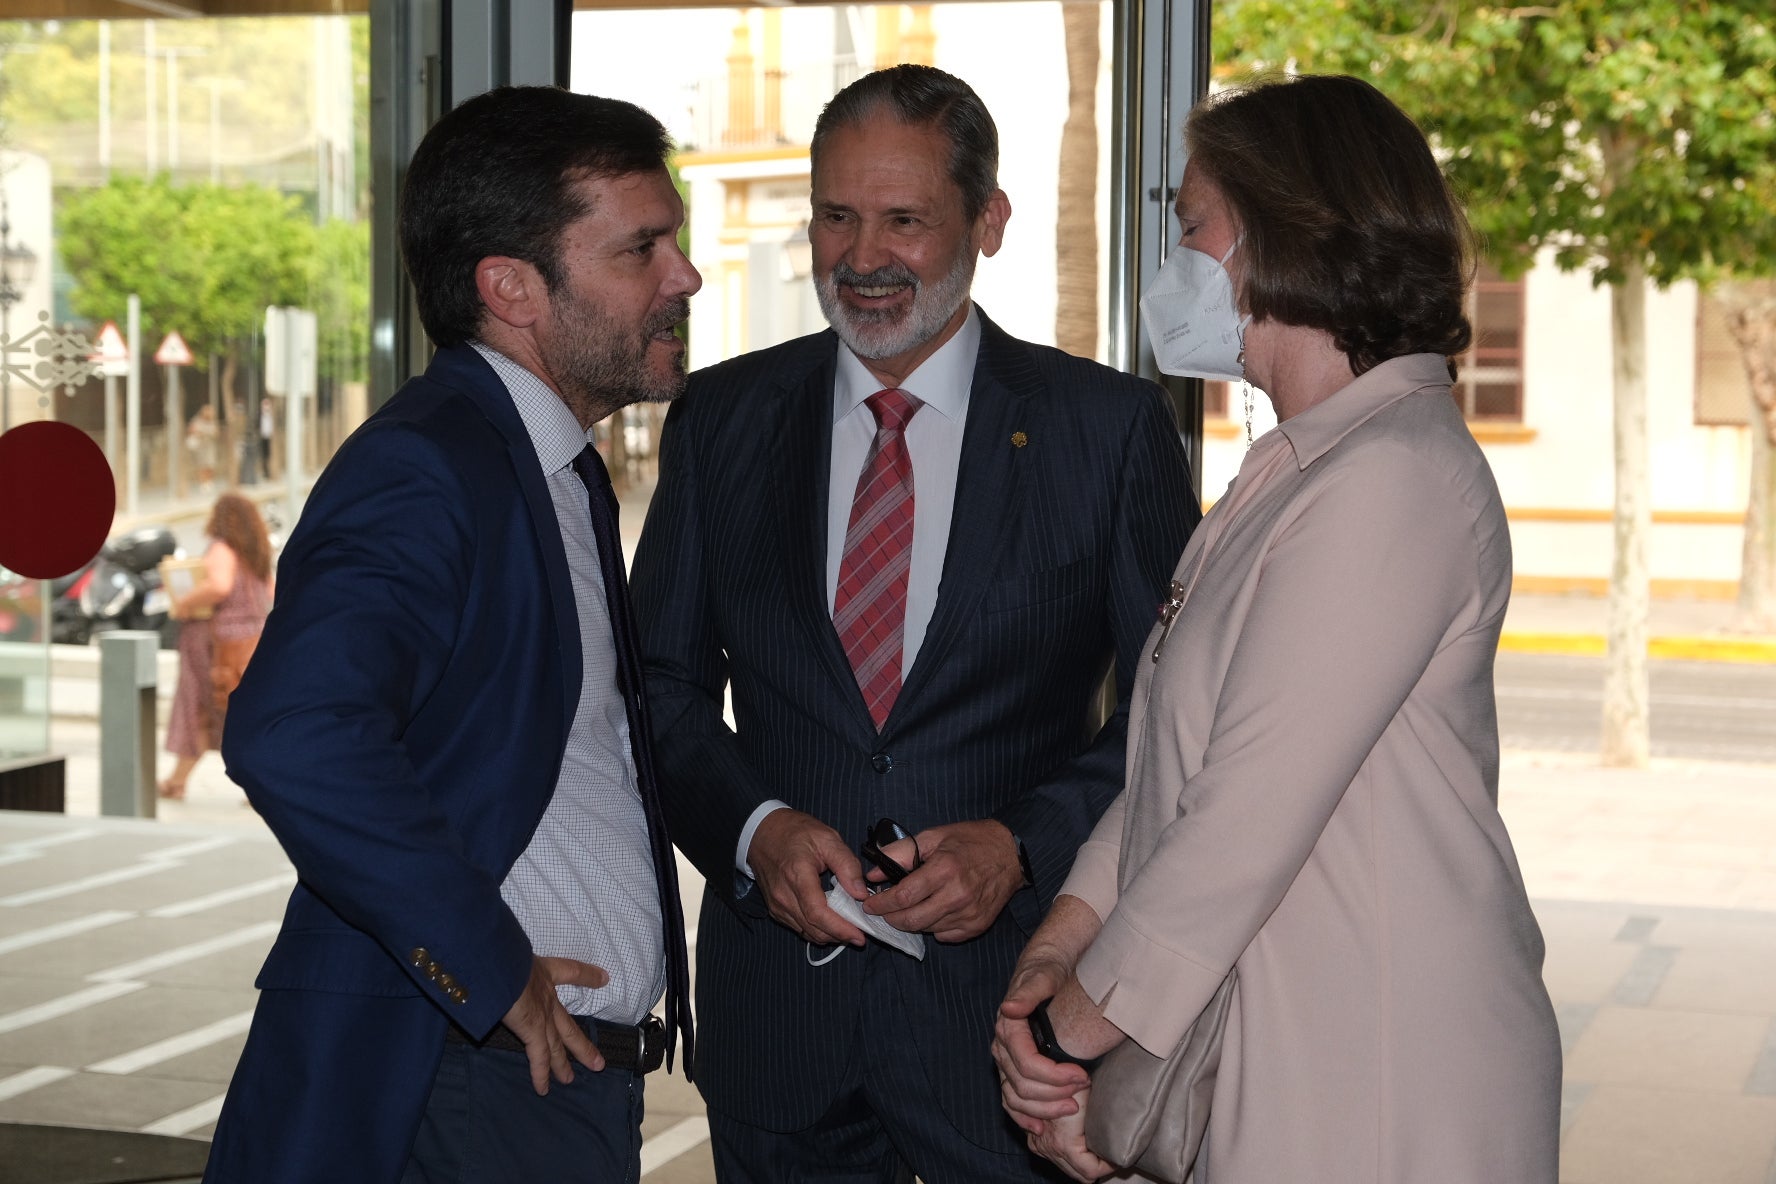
811,65 -> 999,220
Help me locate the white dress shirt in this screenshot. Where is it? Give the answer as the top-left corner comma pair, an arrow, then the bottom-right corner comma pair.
736,310 -> 981,874
473,343 -> 666,1023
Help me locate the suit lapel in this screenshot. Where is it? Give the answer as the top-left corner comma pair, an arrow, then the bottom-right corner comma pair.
768,342 -> 878,734
437,347 -> 582,744
891,314 -> 1041,721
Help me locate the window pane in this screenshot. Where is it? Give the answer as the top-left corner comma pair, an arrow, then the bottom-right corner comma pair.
1472,382 -> 1521,419
1204,379 -> 1229,418
1,14 -> 369,522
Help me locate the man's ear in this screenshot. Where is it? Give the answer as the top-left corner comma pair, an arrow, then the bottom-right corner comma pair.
475,256 -> 546,330
975,189 -> 1012,259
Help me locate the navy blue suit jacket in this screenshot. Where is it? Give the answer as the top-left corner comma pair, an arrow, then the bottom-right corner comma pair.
205,346 -> 589,1183
631,312 -> 1198,1151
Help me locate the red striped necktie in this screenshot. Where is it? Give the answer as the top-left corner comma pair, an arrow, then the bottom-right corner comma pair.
834,388 -> 922,730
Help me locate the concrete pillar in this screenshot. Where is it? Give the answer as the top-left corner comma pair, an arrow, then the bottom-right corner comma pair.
99,631 -> 160,818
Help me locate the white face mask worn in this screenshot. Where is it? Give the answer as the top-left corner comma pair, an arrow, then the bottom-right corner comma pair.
1140,239 -> 1253,384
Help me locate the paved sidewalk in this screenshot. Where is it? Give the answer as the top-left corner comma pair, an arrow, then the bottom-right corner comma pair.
6,717 -> 1774,1183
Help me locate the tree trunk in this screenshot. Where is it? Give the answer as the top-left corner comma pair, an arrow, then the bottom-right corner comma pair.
1601,263 -> 1651,768
1715,280 -> 1776,631
1054,0 -> 1100,359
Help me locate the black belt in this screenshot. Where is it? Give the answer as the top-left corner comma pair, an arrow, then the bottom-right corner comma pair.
444,1014 -> 666,1074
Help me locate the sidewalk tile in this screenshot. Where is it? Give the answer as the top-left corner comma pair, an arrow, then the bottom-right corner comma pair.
1564,1007 -> 1767,1093
1654,947 -> 1776,1015
1558,1086 -> 1776,1184
0,1068 -> 223,1132
1540,939 -> 1640,1005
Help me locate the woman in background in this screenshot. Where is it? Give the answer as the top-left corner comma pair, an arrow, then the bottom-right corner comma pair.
159,492 -> 274,800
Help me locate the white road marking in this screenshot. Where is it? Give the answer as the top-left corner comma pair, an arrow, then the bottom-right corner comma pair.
0,827 -> 98,854
640,1115 -> 711,1176
0,1066 -> 74,1101
149,873 -> 296,918
0,862 -> 180,907
88,1009 -> 258,1075
0,981 -> 146,1035
0,828 -> 100,868
144,835 -> 238,862
87,921 -> 281,983
0,910 -> 134,957
140,1092 -> 228,1137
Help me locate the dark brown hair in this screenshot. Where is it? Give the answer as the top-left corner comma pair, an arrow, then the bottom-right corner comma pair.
206,493 -> 273,582
1186,74 -> 1475,375
400,86 -> 675,349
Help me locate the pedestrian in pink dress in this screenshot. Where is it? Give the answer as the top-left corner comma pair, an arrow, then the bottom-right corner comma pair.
160,492 -> 274,800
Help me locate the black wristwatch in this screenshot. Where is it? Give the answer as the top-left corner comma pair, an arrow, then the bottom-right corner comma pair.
1028,997 -> 1103,1072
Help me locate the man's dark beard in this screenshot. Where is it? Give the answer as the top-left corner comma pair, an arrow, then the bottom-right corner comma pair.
545,293 -> 692,425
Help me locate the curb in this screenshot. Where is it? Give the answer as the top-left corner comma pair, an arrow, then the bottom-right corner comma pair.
1498,632 -> 1776,665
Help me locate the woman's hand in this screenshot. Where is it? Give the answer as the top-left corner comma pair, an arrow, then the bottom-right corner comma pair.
994,951 -> 1090,1133
1027,1086 -> 1116,1183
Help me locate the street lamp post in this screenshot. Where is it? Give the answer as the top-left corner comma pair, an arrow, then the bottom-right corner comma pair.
0,188 -> 41,433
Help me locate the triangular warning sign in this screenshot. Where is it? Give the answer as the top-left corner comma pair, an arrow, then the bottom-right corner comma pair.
155,331 -> 193,367
90,320 -> 128,363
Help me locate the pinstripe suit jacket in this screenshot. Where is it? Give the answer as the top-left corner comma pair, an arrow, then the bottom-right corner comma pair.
631,310 -> 1197,1150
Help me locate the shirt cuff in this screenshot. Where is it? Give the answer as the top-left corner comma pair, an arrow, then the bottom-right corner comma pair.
736,799 -> 790,880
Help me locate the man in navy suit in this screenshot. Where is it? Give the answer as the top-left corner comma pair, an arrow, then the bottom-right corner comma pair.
205,87 -> 697,1183
632,66 -> 1198,1183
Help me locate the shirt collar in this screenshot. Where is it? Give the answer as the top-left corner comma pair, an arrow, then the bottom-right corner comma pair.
471,342 -> 594,475
1273,353 -> 1456,470
833,305 -> 981,424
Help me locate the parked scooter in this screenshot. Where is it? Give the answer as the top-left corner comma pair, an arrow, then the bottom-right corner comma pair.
70,526 -> 182,649
48,560 -> 98,646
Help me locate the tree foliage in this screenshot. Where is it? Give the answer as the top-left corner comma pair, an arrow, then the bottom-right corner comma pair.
1213,1 -> 1776,764
1214,1 -> 1776,288
58,175 -> 313,359
314,216 -> 369,383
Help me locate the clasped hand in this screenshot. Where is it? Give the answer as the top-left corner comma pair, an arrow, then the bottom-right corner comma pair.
860,819 -> 1025,942
747,812 -> 1025,946
993,953 -> 1116,1182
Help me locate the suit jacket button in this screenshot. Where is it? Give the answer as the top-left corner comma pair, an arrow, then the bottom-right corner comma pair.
409,947 -> 429,968
452,988 -> 469,1004
871,752 -> 893,774
439,973 -> 457,991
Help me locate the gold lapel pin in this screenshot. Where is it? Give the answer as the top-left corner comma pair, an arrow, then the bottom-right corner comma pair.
1011,432 -> 1028,448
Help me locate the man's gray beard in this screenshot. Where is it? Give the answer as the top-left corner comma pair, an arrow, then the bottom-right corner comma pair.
815,248 -> 976,362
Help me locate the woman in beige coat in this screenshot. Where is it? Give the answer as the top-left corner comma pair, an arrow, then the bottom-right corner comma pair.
992,75 -> 1561,1183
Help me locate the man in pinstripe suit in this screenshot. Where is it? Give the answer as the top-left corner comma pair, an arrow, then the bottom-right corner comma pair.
631,65 -> 1198,1183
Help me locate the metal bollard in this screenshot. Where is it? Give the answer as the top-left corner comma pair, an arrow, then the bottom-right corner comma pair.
100,631 -> 161,818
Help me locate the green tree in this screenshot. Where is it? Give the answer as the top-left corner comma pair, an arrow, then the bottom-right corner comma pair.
1216,0 -> 1776,767
58,175 -> 315,399
313,216 -> 369,385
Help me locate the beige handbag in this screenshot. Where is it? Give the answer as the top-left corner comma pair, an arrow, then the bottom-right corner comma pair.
1083,968 -> 1236,1184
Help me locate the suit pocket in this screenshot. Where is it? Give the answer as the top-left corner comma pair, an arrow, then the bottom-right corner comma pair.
980,558 -> 1093,614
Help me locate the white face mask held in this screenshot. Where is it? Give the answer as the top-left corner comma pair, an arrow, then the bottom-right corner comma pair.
1140,239 -> 1252,382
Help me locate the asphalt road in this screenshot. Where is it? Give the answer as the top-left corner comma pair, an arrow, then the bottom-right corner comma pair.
1496,651 -> 1776,763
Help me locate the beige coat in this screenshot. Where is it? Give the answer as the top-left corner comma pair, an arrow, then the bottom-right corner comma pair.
1063,354 -> 1561,1183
